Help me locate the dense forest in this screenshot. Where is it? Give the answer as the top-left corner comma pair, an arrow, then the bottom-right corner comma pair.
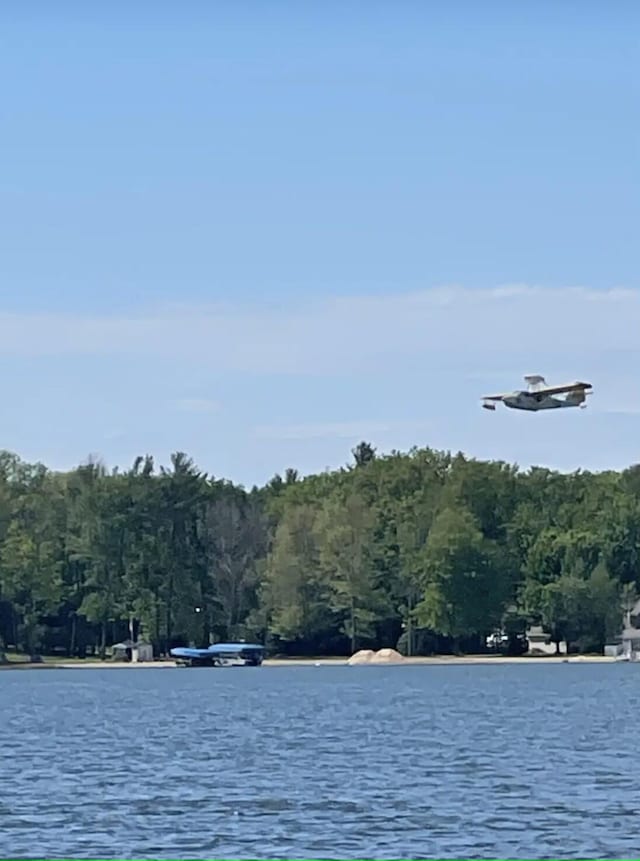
0,442 -> 638,660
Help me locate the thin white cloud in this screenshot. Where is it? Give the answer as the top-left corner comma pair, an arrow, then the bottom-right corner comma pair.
173,398 -> 221,414
0,285 -> 638,377
102,429 -> 126,441
6,284 -> 640,483
252,419 -> 433,441
596,408 -> 640,416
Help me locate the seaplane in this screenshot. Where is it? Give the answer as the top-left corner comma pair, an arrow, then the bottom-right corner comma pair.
481,375 -> 593,412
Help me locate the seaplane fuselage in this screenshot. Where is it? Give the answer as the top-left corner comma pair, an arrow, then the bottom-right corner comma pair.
502,392 -> 569,411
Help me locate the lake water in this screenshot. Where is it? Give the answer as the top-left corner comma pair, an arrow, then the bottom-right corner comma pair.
2,663 -> 639,859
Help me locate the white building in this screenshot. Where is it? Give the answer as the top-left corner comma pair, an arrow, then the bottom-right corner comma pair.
526,625 -> 567,656
110,639 -> 154,662
604,598 -> 640,660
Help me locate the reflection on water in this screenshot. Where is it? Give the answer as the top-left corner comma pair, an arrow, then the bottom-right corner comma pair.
1,663 -> 637,859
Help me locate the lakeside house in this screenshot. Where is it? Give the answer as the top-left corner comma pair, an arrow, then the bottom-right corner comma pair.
604,598 -> 640,660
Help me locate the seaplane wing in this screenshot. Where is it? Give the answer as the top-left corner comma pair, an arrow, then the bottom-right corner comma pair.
481,392 -> 510,410
531,380 -> 592,396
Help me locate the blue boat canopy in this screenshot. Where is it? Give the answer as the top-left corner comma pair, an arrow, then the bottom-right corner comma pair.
170,642 -> 265,659
208,642 -> 264,653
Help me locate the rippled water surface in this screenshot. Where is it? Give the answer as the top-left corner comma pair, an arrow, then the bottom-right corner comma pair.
3,663 -> 640,858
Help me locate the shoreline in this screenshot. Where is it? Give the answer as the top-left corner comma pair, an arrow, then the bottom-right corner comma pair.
0,654 -> 619,670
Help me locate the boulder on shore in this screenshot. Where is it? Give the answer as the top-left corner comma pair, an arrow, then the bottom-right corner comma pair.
347,647 -> 406,665
370,647 -> 405,664
347,649 -> 375,665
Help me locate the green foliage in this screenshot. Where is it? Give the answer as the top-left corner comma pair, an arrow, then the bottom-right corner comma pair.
0,443 -> 638,658
415,508 -> 508,644
315,491 -> 381,651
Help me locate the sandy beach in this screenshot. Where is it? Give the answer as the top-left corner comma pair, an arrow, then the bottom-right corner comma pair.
0,654 -> 618,670
267,654 -> 617,666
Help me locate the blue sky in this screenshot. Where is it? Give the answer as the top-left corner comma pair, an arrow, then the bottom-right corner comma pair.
1,2 -> 638,486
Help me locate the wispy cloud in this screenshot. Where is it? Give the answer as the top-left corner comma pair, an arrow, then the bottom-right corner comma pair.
102,429 -> 126,441
595,408 -> 640,416
4,285 -> 640,482
0,285 -> 638,378
252,419 -> 433,441
172,398 -> 221,414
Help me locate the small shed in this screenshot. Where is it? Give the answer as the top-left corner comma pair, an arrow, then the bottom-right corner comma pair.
132,642 -> 154,663
620,627 -> 640,661
526,625 -> 567,655
111,639 -> 134,660
111,639 -> 154,662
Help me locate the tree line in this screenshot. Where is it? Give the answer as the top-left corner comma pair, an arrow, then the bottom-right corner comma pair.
0,442 -> 637,660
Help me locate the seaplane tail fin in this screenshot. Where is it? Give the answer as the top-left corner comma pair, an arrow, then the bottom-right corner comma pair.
524,374 -> 547,392
565,387 -> 587,406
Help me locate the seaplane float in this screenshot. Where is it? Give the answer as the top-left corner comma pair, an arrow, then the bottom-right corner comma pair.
481,375 -> 593,412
